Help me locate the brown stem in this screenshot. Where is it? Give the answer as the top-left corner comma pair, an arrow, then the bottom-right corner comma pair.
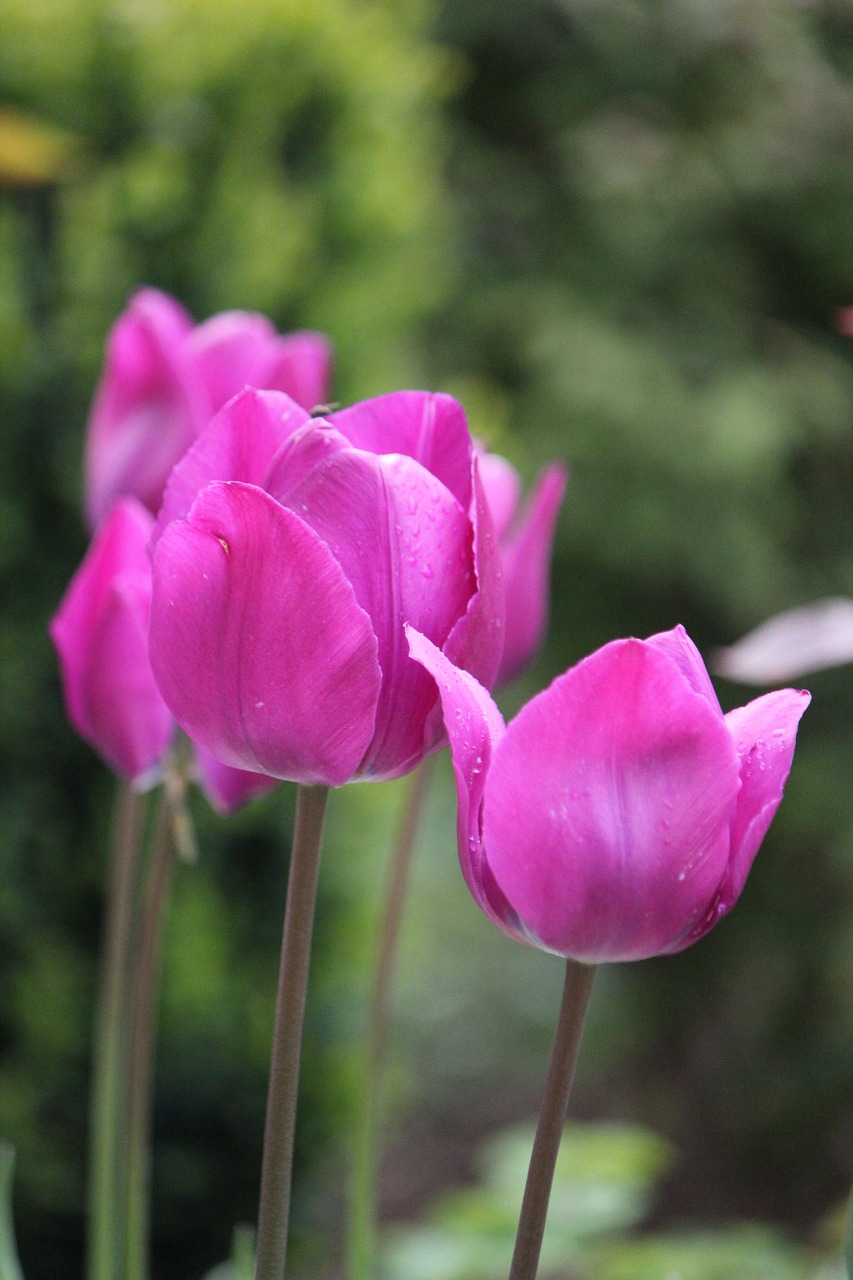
508,959 -> 597,1280
254,784 -> 330,1280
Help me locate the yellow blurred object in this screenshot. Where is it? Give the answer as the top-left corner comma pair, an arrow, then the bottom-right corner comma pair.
0,107 -> 78,187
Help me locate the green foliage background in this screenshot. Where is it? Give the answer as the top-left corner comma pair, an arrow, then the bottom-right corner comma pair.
1,0 -> 853,1276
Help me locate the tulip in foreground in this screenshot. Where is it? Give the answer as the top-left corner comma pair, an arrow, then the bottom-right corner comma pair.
409,623 -> 809,1280
409,623 -> 809,963
146,387 -> 505,1280
84,287 -> 332,529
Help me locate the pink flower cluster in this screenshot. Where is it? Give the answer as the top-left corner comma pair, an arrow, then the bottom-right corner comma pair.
51,287 -> 809,960
52,289 -> 564,806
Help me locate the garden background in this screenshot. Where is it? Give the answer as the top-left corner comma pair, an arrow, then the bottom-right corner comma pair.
1,0 -> 853,1276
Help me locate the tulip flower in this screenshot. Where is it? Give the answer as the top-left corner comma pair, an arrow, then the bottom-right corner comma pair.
49,498 -> 174,785
478,452 -> 567,685
50,496 -> 277,811
148,388 -> 504,789
408,623 -> 809,963
83,288 -> 332,529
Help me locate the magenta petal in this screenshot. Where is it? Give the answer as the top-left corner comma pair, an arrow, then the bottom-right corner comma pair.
442,459 -> 506,692
645,624 -> 721,710
187,310 -> 279,411
328,392 -> 474,510
263,419 -> 353,496
260,331 -> 334,413
150,482 -> 381,785
49,498 -> 174,782
84,289 -> 205,528
405,627 -> 524,938
721,688 -> 811,901
153,389 -> 311,546
271,440 -> 476,778
483,639 -> 741,962
497,463 -> 567,685
194,746 -> 280,814
478,451 -> 522,539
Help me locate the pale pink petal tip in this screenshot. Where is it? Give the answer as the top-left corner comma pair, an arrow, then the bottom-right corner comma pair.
716,599 -> 853,683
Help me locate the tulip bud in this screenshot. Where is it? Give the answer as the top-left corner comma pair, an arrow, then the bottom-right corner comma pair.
83,288 -> 332,529
408,624 -> 809,963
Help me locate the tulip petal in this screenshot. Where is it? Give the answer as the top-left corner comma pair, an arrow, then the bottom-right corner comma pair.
194,747 -> 280,814
405,627 -> 525,939
328,392 -> 473,510
497,463 -> 567,685
84,289 -> 205,528
150,482 -> 381,786
442,459 -> 506,692
269,433 -> 477,778
645,624 -> 721,709
187,310 -> 279,411
483,639 -> 741,962
477,451 -> 521,539
260,331 -> 334,413
263,419 -> 351,493
719,687 -> 810,903
153,389 -> 310,546
715,599 -> 853,683
50,498 -> 173,781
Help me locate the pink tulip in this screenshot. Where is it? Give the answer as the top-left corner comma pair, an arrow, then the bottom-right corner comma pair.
149,388 -> 505,787
50,497 -> 279,810
408,624 -> 809,963
49,498 -> 175,784
83,288 -> 332,529
478,452 -> 567,685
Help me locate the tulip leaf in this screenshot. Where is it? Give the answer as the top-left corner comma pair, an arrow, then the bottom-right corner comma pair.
381,1124 -> 821,1280
845,1182 -> 853,1278
0,1144 -> 24,1280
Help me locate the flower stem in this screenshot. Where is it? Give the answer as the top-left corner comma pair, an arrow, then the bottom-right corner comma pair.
508,959 -> 597,1280
347,758 -> 434,1280
255,784 -> 330,1280
125,791 -> 175,1280
88,781 -> 145,1280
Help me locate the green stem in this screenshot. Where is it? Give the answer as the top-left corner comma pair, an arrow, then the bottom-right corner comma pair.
508,959 -> 597,1280
88,781 -> 146,1280
347,759 -> 434,1280
125,792 -> 175,1280
0,1144 -> 24,1280
254,784 -> 331,1280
